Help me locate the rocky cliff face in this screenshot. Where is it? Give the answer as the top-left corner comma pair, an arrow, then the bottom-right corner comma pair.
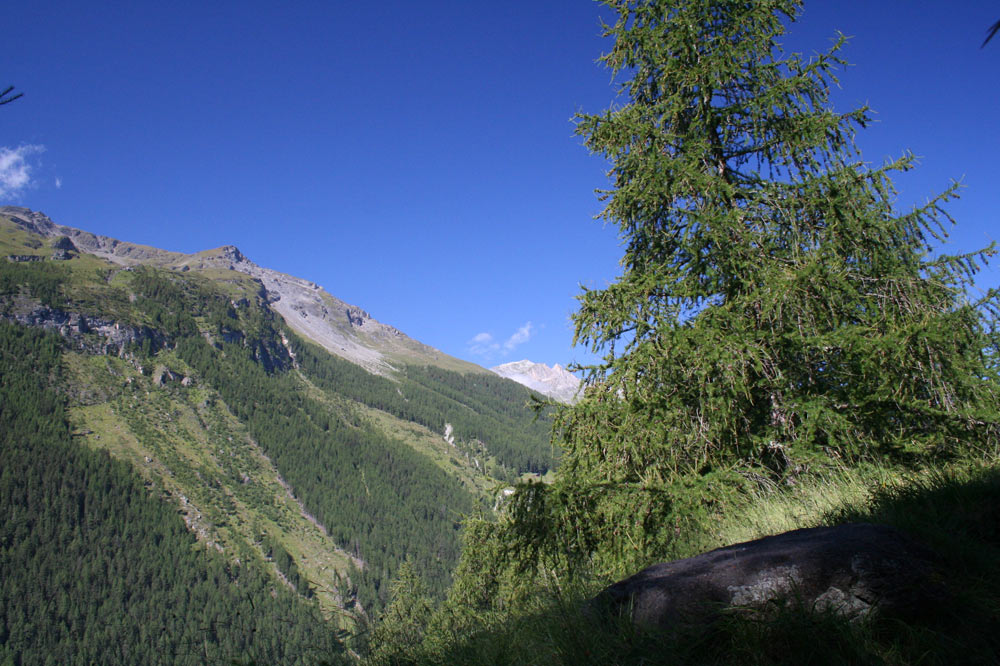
184,244 -> 398,373
491,359 -> 581,404
4,302 -> 167,357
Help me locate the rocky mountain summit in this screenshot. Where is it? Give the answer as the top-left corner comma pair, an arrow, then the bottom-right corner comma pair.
491,359 -> 581,404
0,206 -> 482,375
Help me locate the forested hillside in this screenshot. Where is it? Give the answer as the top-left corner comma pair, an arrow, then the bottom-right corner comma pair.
294,342 -> 555,479
0,211 -> 555,662
0,322 -> 345,665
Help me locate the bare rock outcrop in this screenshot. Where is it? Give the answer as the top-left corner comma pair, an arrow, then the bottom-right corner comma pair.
2,303 -> 167,356
592,523 -> 943,630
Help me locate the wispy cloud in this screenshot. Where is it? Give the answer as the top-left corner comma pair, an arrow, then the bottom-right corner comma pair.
0,144 -> 45,199
467,321 -> 535,359
468,331 -> 500,357
503,321 -> 534,352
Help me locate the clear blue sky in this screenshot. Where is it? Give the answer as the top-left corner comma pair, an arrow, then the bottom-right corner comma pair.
3,1 -> 998,370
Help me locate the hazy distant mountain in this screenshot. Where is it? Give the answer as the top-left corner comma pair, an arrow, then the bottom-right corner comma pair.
491,359 -> 581,404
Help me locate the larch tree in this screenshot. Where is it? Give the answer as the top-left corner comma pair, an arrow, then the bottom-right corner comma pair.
508,0 -> 999,578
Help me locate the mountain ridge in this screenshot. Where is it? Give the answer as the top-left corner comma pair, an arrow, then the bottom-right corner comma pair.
0,205 -> 486,376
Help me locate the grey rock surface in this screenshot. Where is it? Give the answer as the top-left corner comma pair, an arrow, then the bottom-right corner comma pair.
1,302 -> 168,357
593,523 -> 942,630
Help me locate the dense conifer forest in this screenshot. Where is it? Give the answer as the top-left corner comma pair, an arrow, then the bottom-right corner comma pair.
126,266 -> 550,604
0,322 -> 345,665
293,340 -> 556,478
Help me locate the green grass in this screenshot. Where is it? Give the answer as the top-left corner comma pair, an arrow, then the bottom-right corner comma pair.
668,463 -> 893,557
0,227 -> 48,256
366,459 -> 1000,665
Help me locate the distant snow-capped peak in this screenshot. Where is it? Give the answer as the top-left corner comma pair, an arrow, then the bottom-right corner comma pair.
491,359 -> 581,404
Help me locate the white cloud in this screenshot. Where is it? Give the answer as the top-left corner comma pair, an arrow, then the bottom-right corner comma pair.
503,321 -> 534,352
468,331 -> 500,357
0,144 -> 45,199
54,177 -> 62,189
468,322 -> 535,359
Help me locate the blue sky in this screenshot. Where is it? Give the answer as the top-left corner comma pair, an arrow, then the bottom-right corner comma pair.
3,1 -> 998,370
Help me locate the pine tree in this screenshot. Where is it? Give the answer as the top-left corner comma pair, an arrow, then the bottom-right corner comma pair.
513,0 -> 1000,576
367,561 -> 436,663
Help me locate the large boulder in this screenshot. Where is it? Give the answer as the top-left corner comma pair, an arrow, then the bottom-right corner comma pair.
592,523 -> 942,631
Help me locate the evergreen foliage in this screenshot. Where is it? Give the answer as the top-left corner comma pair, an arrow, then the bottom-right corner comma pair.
294,340 -> 555,479
0,322 -> 344,665
121,269 -> 478,607
0,258 -> 65,308
367,463 -> 1000,665
116,267 -> 554,607
177,328 -> 478,607
366,561 -> 436,664
499,0 -> 1000,581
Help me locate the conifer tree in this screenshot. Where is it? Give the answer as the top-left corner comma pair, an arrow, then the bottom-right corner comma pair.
512,0 -> 999,576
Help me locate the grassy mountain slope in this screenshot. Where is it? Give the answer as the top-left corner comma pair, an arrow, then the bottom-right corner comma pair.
65,349 -> 360,618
